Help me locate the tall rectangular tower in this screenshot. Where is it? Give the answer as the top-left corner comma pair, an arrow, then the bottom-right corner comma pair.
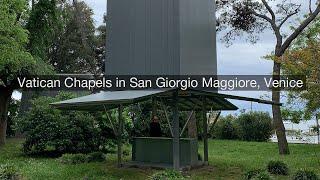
106,0 -> 217,75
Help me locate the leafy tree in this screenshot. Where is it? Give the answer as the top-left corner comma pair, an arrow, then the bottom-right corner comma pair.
27,0 -> 61,61
217,0 -> 320,154
0,0 -> 51,145
95,14 -> 107,74
281,18 -> 320,121
51,0 -> 98,73
236,112 -> 273,142
27,0 -> 100,74
20,0 -> 102,117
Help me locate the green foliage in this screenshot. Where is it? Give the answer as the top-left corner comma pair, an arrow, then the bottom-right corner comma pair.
282,108 -> 306,124
18,91 -> 136,155
59,154 -> 88,164
129,102 -> 155,138
0,164 -> 19,180
211,112 -> 272,142
1,139 -> 320,179
95,14 -> 107,73
244,169 -> 272,180
0,0 -> 35,82
87,152 -> 106,163
244,169 -> 264,180
27,0 -> 61,61
292,169 -> 319,180
267,160 -> 289,175
26,0 -> 101,74
51,1 -> 98,73
311,126 -> 319,134
59,152 -> 106,164
236,112 -> 273,142
149,170 -> 185,180
281,17 -> 320,121
18,92 -> 109,154
251,171 -> 271,180
129,101 -> 194,138
211,115 -> 238,140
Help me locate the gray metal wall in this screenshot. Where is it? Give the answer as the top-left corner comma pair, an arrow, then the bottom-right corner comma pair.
106,0 -> 217,76
179,0 -> 217,75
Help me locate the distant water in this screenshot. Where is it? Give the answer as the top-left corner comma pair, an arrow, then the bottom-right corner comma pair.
270,135 -> 319,144
270,120 -> 319,144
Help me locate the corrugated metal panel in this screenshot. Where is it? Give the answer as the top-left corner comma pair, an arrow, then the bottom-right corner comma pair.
106,0 -> 217,76
106,0 -> 180,75
179,0 -> 217,75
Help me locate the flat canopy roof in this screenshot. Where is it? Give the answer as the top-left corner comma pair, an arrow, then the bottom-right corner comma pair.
51,89 -> 281,111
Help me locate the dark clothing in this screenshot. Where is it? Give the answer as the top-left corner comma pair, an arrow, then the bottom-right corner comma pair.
149,122 -> 162,137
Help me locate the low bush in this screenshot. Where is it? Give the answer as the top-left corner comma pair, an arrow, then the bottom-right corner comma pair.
236,112 -> 273,142
149,170 -> 185,180
59,154 -> 88,164
60,152 -> 107,164
0,164 -> 20,180
87,152 -> 106,162
18,93 -> 99,154
292,169 -> 319,180
211,115 -> 238,140
252,171 -> 271,180
211,112 -> 273,142
244,169 -> 271,180
18,92 -> 122,155
267,160 -> 289,175
244,169 -> 264,180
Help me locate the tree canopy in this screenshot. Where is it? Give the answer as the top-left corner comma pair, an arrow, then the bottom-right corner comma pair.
0,0 -> 34,87
216,0 -> 320,155
282,18 -> 320,121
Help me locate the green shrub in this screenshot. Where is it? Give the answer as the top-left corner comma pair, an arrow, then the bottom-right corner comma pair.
292,169 -> 319,180
244,169 -> 271,180
87,152 -> 106,162
18,92 -> 116,155
0,164 -> 19,180
212,115 -> 238,140
59,154 -> 88,164
252,171 -> 271,180
18,92 -> 135,155
236,112 -> 272,142
267,160 -> 289,175
149,170 -> 185,180
244,169 -> 264,180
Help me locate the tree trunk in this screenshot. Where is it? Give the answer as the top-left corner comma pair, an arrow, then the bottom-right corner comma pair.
19,90 -> 33,116
188,111 -> 197,138
272,61 -> 290,155
0,89 -> 12,146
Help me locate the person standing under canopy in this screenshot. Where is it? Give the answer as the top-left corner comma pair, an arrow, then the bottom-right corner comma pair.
149,115 -> 162,137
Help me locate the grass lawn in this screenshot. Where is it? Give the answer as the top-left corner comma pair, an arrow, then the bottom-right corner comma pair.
0,138 -> 319,180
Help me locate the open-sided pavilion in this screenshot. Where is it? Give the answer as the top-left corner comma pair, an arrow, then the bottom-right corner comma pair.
51,89 -> 280,170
